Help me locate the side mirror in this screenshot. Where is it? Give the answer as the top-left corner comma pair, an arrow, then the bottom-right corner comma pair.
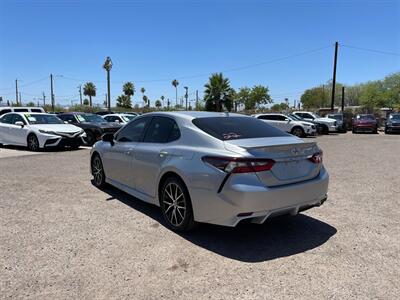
102,133 -> 114,145
15,121 -> 24,127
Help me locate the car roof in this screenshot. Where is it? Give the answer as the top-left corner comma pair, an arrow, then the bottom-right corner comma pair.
141,111 -> 247,121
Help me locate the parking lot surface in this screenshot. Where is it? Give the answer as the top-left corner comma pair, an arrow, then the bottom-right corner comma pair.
1,133 -> 399,299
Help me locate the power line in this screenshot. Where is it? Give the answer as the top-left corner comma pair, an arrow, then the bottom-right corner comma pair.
58,45 -> 333,84
341,44 -> 400,57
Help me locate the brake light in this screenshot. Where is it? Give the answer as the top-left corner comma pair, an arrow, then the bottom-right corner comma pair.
202,156 -> 275,173
309,152 -> 323,164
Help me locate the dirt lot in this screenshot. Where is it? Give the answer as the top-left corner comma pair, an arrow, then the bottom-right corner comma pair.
1,133 -> 399,299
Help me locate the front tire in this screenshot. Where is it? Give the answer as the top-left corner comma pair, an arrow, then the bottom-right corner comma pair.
85,131 -> 96,146
27,134 -> 40,151
160,177 -> 195,232
91,154 -> 106,188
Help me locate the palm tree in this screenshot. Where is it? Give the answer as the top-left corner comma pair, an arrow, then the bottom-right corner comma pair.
155,100 -> 162,109
204,73 -> 233,112
142,95 -> 148,107
123,82 -> 135,99
140,87 -> 146,108
83,82 -> 96,107
160,95 -> 165,108
172,79 -> 179,107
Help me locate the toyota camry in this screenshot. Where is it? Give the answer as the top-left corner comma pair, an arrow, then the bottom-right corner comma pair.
0,112 -> 86,151
90,112 -> 329,231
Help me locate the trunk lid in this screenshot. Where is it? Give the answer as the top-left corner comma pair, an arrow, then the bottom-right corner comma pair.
224,137 -> 321,187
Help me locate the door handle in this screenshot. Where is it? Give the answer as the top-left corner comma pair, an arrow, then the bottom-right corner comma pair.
159,150 -> 168,157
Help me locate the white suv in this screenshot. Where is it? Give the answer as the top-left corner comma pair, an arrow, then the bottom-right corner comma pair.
293,111 -> 338,133
252,113 -> 317,137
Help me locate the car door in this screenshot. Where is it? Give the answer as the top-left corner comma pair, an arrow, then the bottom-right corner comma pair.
8,114 -> 29,145
133,116 -> 181,198
277,115 -> 291,132
0,114 -> 14,143
102,116 -> 152,187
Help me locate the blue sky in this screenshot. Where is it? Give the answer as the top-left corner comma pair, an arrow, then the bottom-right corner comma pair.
0,0 -> 399,107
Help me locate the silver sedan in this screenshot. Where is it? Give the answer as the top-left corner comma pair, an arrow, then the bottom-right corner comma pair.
90,112 -> 329,231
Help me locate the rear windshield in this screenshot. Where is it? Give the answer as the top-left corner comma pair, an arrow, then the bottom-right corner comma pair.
192,117 -> 289,141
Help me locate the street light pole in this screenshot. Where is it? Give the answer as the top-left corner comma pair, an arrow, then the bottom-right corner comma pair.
103,56 -> 113,113
15,79 -> 19,106
50,74 -> 55,112
184,86 -> 188,111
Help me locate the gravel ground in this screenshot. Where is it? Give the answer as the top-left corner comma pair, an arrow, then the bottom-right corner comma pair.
0,132 -> 399,299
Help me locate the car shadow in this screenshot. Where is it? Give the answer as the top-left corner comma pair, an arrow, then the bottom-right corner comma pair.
0,145 -> 86,152
96,182 -> 337,263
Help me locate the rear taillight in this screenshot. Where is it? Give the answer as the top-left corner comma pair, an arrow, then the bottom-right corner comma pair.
202,156 -> 275,173
309,152 -> 323,164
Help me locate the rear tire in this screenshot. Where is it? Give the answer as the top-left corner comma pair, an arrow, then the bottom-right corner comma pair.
321,125 -> 329,135
91,154 -> 106,188
27,134 -> 40,152
291,126 -> 305,137
159,177 -> 196,232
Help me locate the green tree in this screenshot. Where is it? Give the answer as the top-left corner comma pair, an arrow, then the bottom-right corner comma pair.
382,72 -> 400,108
172,79 -> 179,107
160,95 -> 165,107
235,87 -> 251,110
143,95 -> 148,107
204,73 -> 234,112
155,100 -> 162,109
270,102 -> 289,112
26,101 -> 35,107
83,98 -> 89,106
249,85 -> 272,109
116,94 -> 132,108
123,82 -> 135,99
360,81 -> 387,109
83,82 -> 96,107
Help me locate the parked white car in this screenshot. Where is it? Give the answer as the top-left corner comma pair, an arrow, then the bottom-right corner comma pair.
103,113 -> 138,124
292,111 -> 338,133
252,113 -> 317,137
0,106 -> 45,116
0,112 -> 86,151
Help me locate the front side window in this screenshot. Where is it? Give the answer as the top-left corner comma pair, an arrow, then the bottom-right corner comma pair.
116,116 -> 152,142
193,117 -> 289,141
0,109 -> 12,116
12,114 -> 26,125
14,109 -> 29,112
143,117 -> 180,143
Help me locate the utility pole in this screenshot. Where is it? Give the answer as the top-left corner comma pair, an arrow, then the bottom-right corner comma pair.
42,92 -> 46,107
15,79 -> 19,106
78,85 -> 82,106
19,92 -> 22,105
50,74 -> 55,112
341,86 -> 345,112
331,42 -> 339,111
184,86 -> 188,110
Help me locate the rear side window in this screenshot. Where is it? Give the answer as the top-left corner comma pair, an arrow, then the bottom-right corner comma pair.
14,109 -> 29,112
258,115 -> 276,120
0,109 -> 12,116
0,114 -> 14,124
143,116 -> 180,143
31,109 -> 43,113
116,116 -> 152,142
192,117 -> 289,141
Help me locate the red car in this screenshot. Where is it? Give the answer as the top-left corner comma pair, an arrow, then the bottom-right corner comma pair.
352,114 -> 378,134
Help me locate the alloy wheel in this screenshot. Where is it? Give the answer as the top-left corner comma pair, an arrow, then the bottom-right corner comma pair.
292,127 -> 304,137
92,156 -> 105,187
162,182 -> 187,227
28,135 -> 39,151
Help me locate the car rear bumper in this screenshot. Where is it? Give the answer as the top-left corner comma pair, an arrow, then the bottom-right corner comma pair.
353,125 -> 377,132
189,167 -> 329,227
